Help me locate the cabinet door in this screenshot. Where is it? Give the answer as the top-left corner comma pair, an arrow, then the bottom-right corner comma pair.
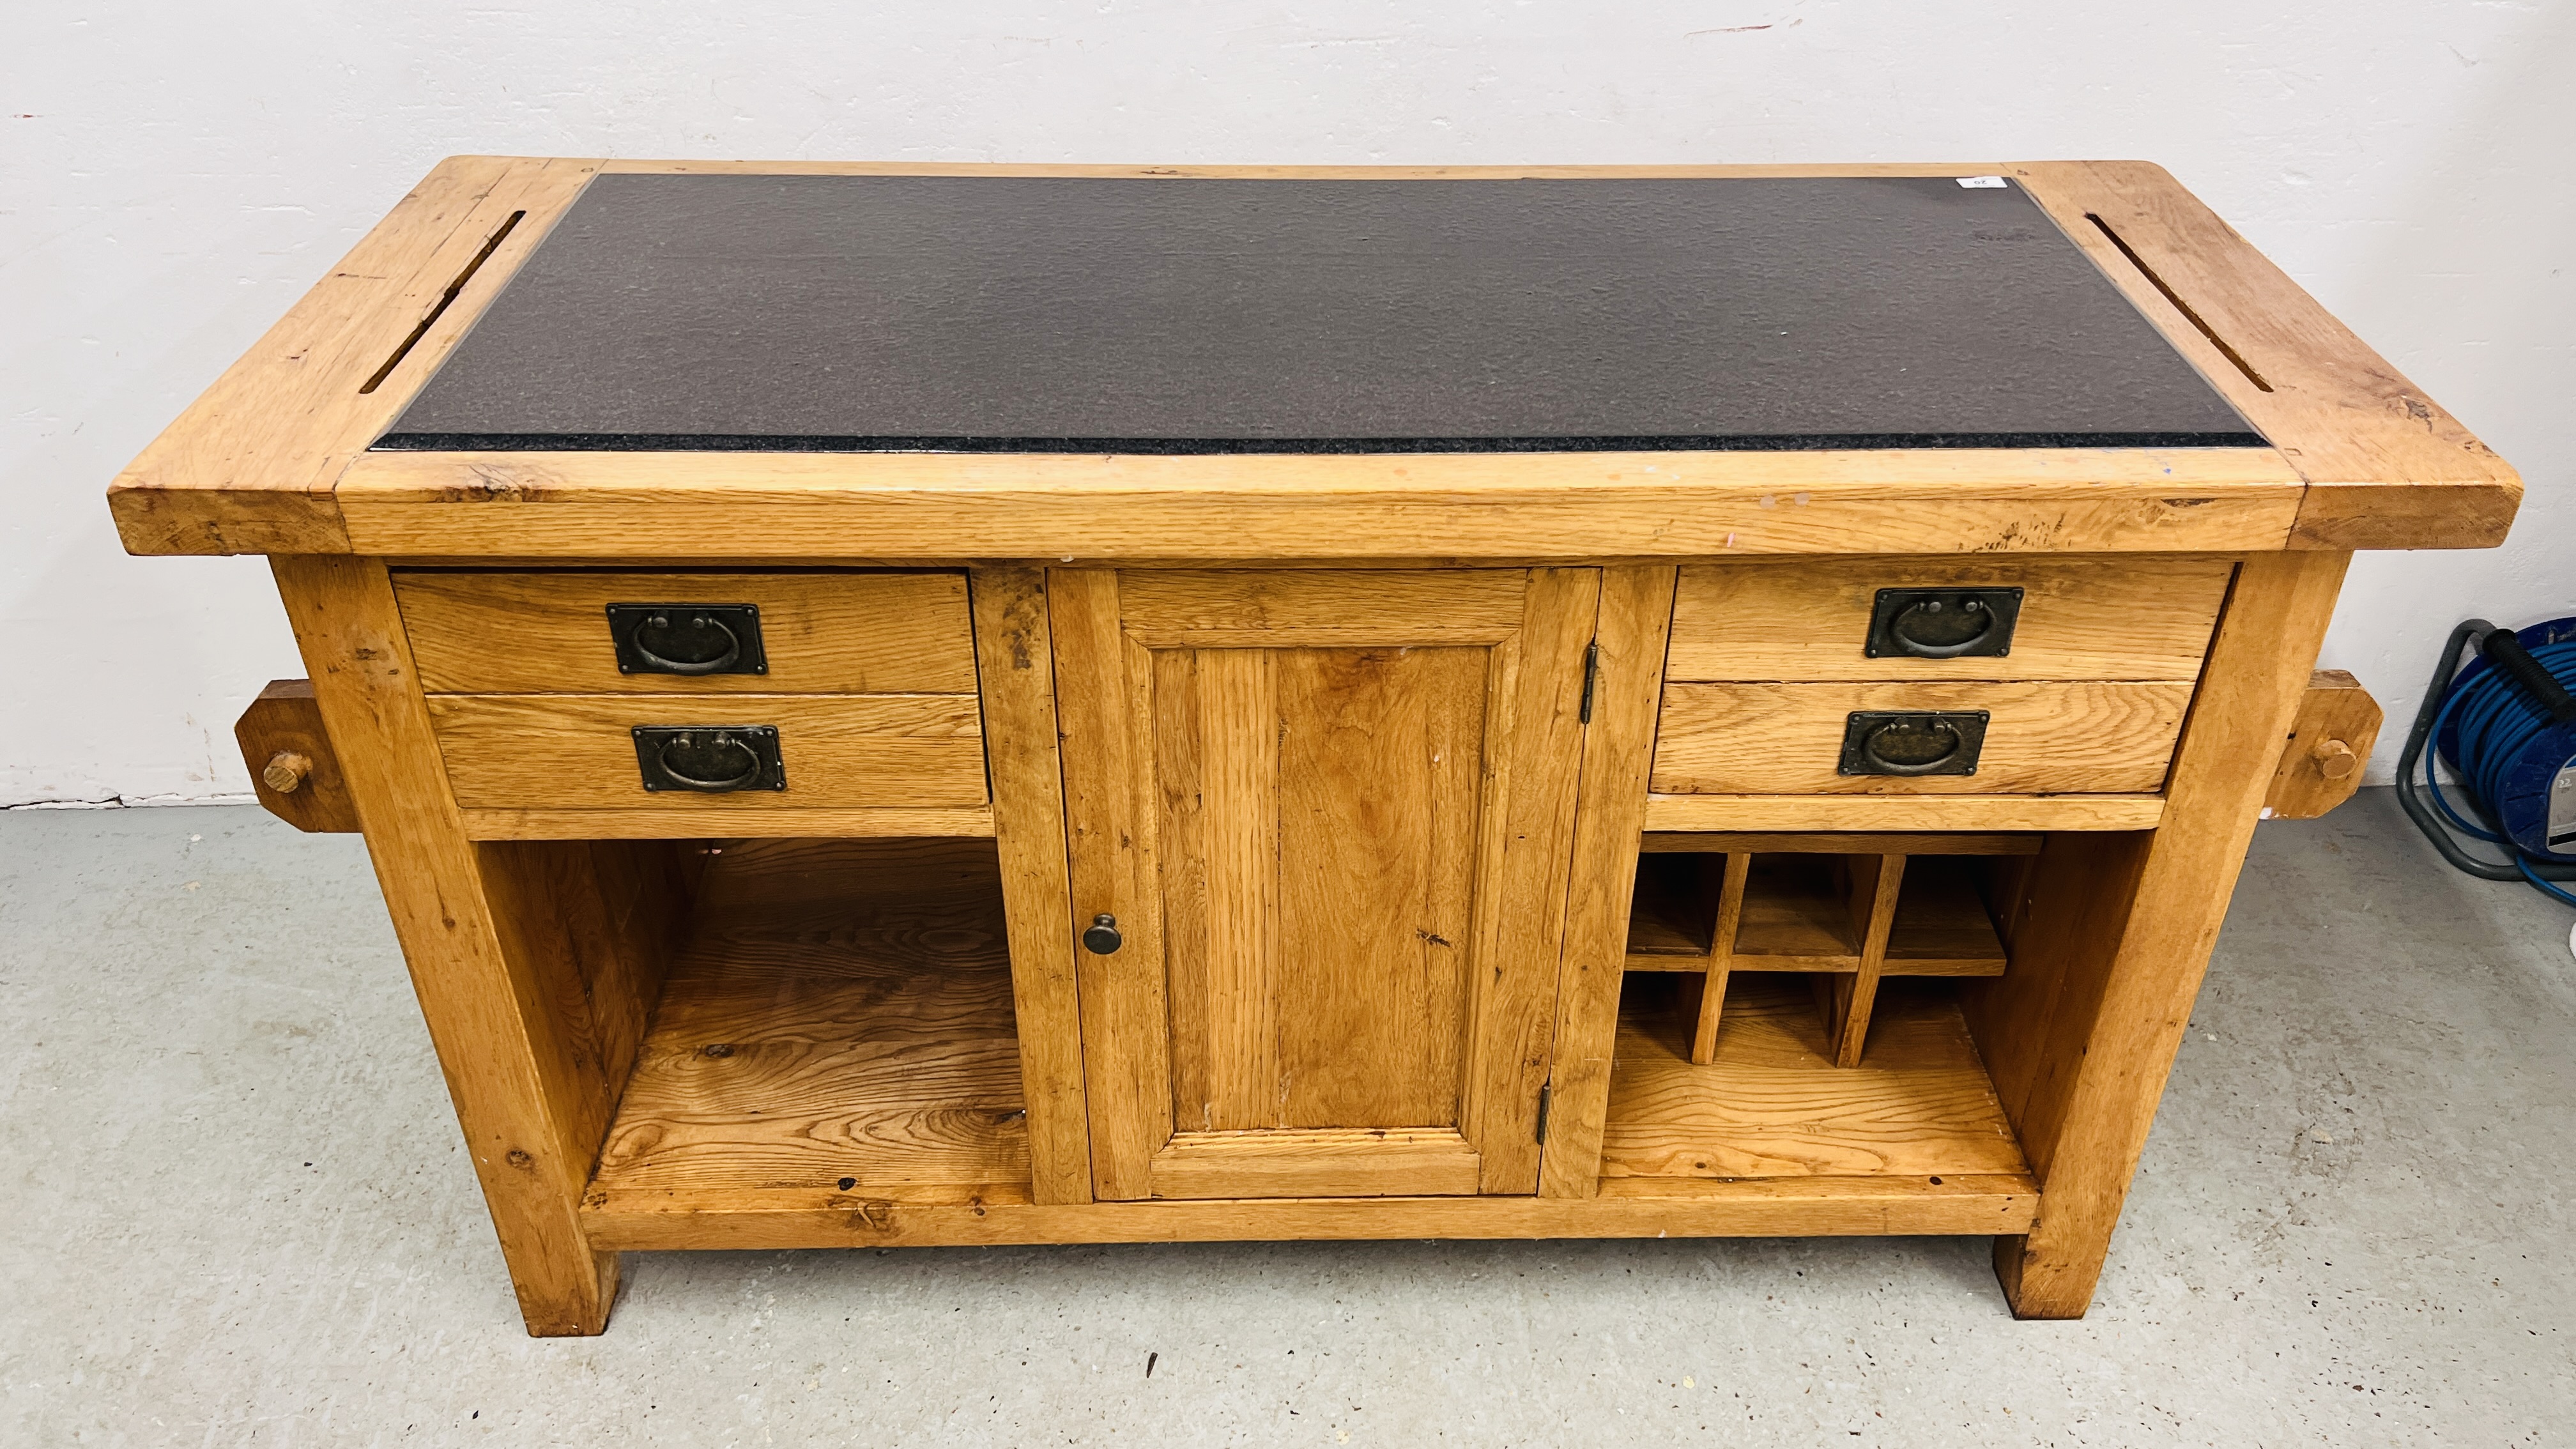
1053,569 -> 1600,1200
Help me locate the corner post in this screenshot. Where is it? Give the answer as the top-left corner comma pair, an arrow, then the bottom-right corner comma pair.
1976,549 -> 2350,1317
271,555 -> 620,1336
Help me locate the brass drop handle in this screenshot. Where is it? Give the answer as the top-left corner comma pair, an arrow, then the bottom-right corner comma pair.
2312,739 -> 2359,780
1082,914 -> 1123,954
263,751 -> 314,793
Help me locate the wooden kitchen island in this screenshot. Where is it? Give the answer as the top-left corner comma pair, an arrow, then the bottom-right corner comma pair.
110,158 -> 2518,1335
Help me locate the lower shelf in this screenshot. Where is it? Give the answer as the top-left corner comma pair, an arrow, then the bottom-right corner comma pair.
1600,974 -> 2030,1181
580,838 -> 2035,1252
585,837 -> 1032,1208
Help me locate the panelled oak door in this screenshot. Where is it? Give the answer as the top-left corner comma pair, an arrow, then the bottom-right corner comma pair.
1052,569 -> 1602,1200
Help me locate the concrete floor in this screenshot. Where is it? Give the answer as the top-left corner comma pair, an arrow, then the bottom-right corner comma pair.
1,792 -> 2569,1446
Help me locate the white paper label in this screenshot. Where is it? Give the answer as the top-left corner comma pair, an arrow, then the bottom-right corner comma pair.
2549,756 -> 2576,848
1957,176 -> 2009,189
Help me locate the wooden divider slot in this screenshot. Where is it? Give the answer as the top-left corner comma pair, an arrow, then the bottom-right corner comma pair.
1623,839 -> 2014,1067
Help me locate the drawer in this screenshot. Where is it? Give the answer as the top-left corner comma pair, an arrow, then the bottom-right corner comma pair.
426,695 -> 988,809
1652,682 -> 2191,795
1666,557 -> 2233,683
394,570 -> 978,694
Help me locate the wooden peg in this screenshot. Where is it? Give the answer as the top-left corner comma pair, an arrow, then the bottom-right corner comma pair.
2264,670 -> 2382,819
235,680 -> 360,832
263,751 -> 316,793
2311,738 -> 2359,780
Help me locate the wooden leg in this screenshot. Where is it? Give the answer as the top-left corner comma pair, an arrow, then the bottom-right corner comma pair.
273,556 -> 634,1336
1967,551 -> 2350,1319
1689,852 -> 1751,1064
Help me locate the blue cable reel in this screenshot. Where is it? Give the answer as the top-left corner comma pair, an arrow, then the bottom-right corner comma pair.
2398,616 -> 2576,909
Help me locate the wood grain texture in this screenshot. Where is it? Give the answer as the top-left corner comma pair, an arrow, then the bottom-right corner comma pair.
1972,549 -> 2350,1318
1885,857 -> 2014,974
425,693 -> 987,809
270,555 -> 619,1336
579,1170 -> 2037,1251
589,839 -> 1031,1198
1643,831 -> 2042,855
111,157 -> 599,556
1158,646 -> 1484,1132
1059,567 -> 1594,1200
1465,569 -> 1601,1192
1149,1129 -> 1483,1199
1652,681 -> 2194,795
233,679 -> 360,832
969,567 -> 1092,1204
1692,852 -> 1754,1064
1117,569 -> 1527,647
1666,556 -> 2232,682
1825,855 -> 1908,1067
1600,977 -> 2030,1179
1536,566 -> 1675,1197
457,805 -> 993,840
2013,161 -> 2520,551
2264,669 -> 2383,819
334,447 -> 2303,562
1050,571 -> 1170,1199
1642,793 -> 2164,832
394,569 -> 977,694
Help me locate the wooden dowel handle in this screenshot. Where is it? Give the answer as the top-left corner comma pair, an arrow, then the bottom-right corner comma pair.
2311,739 -> 2359,780
263,751 -> 314,793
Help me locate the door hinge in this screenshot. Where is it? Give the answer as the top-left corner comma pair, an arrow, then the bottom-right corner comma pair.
1534,1082 -> 1553,1143
1578,642 -> 1601,724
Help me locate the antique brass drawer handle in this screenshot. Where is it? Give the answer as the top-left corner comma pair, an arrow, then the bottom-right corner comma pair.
606,602 -> 769,677
1865,587 -> 2025,660
631,725 -> 786,792
1838,710 -> 1991,777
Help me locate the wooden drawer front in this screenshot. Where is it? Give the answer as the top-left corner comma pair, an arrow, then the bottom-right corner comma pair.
1666,557 -> 2233,682
1652,682 -> 2191,795
395,570 -> 977,694
427,695 -> 988,809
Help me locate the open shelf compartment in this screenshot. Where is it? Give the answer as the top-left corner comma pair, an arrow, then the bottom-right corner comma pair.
583,837 -> 1036,1217
1596,829 -> 2037,1198
1598,972 -> 2029,1186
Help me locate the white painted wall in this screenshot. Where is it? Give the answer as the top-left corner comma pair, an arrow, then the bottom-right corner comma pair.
6,2 -> 2568,805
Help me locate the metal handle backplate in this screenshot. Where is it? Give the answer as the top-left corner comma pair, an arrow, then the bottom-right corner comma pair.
631,724 -> 786,792
1837,710 -> 1991,778
1864,587 -> 2025,661
607,602 -> 770,677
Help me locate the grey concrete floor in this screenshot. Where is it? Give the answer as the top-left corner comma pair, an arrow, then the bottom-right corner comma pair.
1,792 -> 2570,1446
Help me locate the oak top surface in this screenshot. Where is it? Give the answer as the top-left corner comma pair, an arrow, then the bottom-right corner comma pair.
379,172 -> 2260,456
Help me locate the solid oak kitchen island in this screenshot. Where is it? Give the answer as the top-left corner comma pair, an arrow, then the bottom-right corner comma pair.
111,158 -> 2518,1335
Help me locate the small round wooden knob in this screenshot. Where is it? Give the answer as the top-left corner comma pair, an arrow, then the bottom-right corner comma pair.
2312,739 -> 2359,780
263,751 -> 314,793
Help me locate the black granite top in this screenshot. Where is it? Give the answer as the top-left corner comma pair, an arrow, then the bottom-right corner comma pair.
378,172 -> 2260,454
